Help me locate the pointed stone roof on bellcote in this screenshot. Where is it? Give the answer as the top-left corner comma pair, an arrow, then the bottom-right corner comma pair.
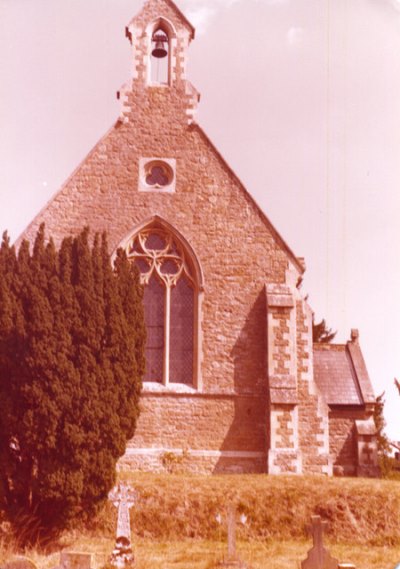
117,0 -> 200,122
127,0 -> 195,40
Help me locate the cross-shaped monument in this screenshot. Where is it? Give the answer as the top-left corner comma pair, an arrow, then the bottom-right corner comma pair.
216,505 -> 249,568
301,515 -> 338,569
108,483 -> 137,568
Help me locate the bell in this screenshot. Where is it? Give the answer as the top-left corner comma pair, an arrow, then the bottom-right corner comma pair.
152,34 -> 168,58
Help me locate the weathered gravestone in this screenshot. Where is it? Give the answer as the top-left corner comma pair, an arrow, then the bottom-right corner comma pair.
301,516 -> 338,569
59,552 -> 91,569
109,483 -> 136,568
3,557 -> 38,569
215,505 -> 249,568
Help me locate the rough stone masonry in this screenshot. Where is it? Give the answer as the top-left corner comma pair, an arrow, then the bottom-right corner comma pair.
19,0 -> 378,476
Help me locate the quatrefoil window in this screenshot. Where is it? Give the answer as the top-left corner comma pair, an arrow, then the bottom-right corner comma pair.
144,160 -> 174,189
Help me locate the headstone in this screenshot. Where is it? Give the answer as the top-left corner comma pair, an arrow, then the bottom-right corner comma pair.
215,505 -> 249,568
338,564 -> 356,569
4,557 -> 38,569
109,483 -> 136,568
301,516 -> 338,569
227,505 -> 237,560
60,552 -> 91,569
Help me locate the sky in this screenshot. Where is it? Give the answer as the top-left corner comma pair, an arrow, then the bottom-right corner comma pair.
0,0 -> 399,439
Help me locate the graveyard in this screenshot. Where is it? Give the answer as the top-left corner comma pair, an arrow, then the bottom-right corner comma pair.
1,473 -> 400,569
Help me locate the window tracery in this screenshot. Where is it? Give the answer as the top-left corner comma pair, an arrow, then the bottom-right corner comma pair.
125,225 -> 197,386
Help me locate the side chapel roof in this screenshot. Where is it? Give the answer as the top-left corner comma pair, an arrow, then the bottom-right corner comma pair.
313,330 -> 376,406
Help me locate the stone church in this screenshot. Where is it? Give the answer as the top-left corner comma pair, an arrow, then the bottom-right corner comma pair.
20,0 -> 378,476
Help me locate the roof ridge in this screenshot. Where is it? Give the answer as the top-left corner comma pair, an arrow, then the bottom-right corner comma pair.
129,0 -> 195,38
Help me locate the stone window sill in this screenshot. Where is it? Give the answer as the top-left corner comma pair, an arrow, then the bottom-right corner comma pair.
142,381 -> 198,394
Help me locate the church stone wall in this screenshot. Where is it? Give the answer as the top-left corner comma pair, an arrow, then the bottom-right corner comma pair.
120,393 -> 267,473
18,0 -> 372,476
296,300 -> 331,475
329,408 -> 370,476
21,66 -> 296,475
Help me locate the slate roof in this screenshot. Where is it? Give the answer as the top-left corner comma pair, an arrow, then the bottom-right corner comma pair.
313,334 -> 375,406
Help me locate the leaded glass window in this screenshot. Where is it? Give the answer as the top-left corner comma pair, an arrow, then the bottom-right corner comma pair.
126,225 -> 197,386
143,275 -> 164,383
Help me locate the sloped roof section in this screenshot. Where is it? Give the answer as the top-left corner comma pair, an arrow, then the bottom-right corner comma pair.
313,332 -> 375,406
129,0 -> 195,39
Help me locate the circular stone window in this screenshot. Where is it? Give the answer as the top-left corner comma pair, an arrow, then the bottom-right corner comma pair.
141,159 -> 175,191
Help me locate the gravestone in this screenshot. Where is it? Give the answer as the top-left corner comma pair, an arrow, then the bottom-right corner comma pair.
109,483 -> 136,568
60,553 -> 91,569
301,516 -> 338,569
338,564 -> 356,569
215,505 -> 249,568
4,557 -> 38,569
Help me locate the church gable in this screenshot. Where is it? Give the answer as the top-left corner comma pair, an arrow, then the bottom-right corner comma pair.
17,0 -> 377,477
20,0 -> 302,282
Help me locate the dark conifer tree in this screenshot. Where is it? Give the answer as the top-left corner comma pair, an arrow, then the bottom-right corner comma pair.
0,226 -> 145,545
312,316 -> 337,344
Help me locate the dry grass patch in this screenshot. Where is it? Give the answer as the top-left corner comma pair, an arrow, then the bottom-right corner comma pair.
2,536 -> 400,569
108,473 -> 400,546
2,473 -> 400,569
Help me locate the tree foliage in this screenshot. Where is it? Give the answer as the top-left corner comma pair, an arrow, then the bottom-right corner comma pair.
0,225 -> 145,544
312,316 -> 337,344
373,392 -> 390,453
373,391 -> 392,477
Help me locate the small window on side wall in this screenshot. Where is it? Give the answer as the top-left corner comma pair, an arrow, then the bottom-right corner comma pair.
139,158 -> 176,193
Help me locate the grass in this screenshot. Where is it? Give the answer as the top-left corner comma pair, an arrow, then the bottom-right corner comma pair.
3,537 -> 400,569
112,472 -> 400,545
2,473 -> 400,569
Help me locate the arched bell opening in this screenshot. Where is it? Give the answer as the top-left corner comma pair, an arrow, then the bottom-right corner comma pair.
148,19 -> 175,86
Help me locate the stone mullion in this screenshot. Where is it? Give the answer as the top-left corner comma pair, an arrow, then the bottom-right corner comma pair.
164,284 -> 171,386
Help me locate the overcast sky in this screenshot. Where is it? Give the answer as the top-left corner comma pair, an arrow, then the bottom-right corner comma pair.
0,0 -> 399,439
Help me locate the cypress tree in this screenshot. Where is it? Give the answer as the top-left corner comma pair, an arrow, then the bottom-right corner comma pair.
0,226 -> 145,545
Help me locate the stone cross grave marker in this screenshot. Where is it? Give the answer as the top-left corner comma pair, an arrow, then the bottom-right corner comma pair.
301,515 -> 338,569
216,504 -> 248,568
108,483 -> 136,568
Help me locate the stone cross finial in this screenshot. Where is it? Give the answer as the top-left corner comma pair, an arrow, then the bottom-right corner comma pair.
301,515 -> 338,569
108,483 -> 136,568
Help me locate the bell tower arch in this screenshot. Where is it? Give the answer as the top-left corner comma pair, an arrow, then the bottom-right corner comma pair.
118,0 -> 199,123
124,0 -> 195,86
147,18 -> 176,86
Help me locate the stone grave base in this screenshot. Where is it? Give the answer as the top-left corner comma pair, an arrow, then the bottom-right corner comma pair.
215,558 -> 249,568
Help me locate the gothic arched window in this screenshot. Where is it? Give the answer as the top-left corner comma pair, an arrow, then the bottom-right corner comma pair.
124,222 -> 201,387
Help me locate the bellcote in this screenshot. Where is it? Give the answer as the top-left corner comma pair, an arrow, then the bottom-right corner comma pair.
117,0 -> 199,123
125,0 -> 195,86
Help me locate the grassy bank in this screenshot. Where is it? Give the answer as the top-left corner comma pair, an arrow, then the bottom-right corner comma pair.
2,473 -> 400,569
98,472 -> 400,546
